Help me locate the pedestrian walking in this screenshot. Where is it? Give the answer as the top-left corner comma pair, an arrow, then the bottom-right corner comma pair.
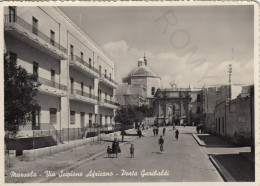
158,135 -> 164,152
107,146 -> 112,158
156,127 -> 159,136
153,127 -> 156,136
175,129 -> 179,140
138,129 -> 142,138
163,127 -> 166,136
130,144 -> 135,158
112,138 -> 120,158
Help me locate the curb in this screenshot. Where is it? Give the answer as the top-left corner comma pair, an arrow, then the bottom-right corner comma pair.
209,155 -> 236,182
192,133 -> 206,146
37,135 -> 138,183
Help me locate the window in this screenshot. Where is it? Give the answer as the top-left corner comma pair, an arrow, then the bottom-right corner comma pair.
110,73 -> 111,80
80,112 -> 85,128
105,115 -> 107,124
94,114 -> 97,124
105,92 -> 107,101
110,116 -> 113,125
81,82 -> 84,96
99,65 -> 101,75
51,69 -> 55,81
105,70 -> 107,78
89,113 -> 93,128
9,6 -> 16,22
33,62 -> 39,81
89,58 -> 92,68
32,108 -> 40,130
70,45 -> 74,60
100,114 -> 102,125
70,78 -> 74,94
196,106 -> 201,114
81,52 -> 84,61
197,94 -> 201,102
9,51 -> 17,62
50,108 -> 57,124
70,111 -> 75,124
32,17 -> 38,35
151,87 -> 155,95
50,30 -> 55,46
89,86 -> 92,97
222,117 -> 225,133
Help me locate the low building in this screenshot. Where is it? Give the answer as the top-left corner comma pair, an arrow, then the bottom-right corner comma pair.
214,85 -> 254,146
202,85 -> 243,133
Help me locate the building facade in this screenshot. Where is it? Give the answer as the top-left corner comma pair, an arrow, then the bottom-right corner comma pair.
214,85 -> 254,147
202,85 -> 243,133
4,6 -> 118,140
154,87 -> 203,125
122,56 -> 161,106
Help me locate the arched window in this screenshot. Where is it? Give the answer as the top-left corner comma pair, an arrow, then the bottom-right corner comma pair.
151,87 -> 155,95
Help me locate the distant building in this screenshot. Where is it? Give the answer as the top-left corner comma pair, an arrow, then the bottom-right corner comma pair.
202,85 -> 243,133
116,56 -> 161,128
115,83 -> 147,106
154,87 -> 203,125
214,85 -> 254,147
122,56 -> 161,106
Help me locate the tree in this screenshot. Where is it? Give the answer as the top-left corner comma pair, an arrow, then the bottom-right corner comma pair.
4,52 -> 40,137
115,105 -> 155,130
114,105 -> 135,128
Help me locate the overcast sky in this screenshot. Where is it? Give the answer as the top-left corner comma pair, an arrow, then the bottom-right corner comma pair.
60,6 -> 254,88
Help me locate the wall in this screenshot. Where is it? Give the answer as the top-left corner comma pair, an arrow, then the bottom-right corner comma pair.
214,96 -> 253,145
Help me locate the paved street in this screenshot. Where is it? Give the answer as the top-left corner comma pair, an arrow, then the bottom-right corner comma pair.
51,126 -> 223,182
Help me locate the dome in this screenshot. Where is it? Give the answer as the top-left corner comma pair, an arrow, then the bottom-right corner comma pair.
127,65 -> 159,78
138,58 -> 144,63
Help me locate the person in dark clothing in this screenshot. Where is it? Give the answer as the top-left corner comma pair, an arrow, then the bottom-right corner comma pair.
112,138 -> 120,158
175,129 -> 179,140
158,136 -> 164,152
138,129 -> 142,138
163,127 -> 166,136
153,127 -> 156,136
107,146 -> 112,158
130,144 -> 134,158
156,127 -> 159,136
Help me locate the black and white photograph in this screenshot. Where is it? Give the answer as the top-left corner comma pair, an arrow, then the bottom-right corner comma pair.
2,1 -> 259,183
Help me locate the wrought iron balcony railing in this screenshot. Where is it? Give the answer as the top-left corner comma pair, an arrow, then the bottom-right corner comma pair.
71,89 -> 99,100
33,75 -> 67,91
4,15 -> 67,53
69,55 -> 100,74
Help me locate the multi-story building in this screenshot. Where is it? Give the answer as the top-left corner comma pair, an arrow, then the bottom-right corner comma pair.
4,6 -> 118,142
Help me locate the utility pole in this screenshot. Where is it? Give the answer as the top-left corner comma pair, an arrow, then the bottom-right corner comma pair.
228,64 -> 232,100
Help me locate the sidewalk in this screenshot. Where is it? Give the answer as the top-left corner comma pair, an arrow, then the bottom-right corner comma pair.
192,133 -> 254,182
5,128 -> 149,183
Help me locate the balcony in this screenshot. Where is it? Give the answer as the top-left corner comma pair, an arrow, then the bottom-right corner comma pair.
36,76 -> 67,97
99,74 -> 118,88
4,15 -> 67,60
69,55 -> 99,78
98,98 -> 119,109
70,89 -> 98,105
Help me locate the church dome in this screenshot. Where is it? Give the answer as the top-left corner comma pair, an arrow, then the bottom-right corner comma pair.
127,65 -> 159,78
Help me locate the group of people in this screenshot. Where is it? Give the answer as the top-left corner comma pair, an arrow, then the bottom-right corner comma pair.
107,126 -> 180,158
107,138 -> 135,158
158,127 -> 179,152
153,126 -> 159,136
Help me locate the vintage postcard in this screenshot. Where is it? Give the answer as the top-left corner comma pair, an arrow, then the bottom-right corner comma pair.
1,0 -> 259,185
